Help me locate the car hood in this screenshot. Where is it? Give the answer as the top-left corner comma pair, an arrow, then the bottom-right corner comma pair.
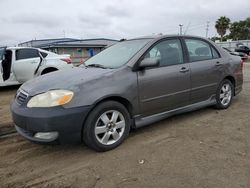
21,67 -> 114,96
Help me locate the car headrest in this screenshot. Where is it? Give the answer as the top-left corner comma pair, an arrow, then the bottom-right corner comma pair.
195,47 -> 209,56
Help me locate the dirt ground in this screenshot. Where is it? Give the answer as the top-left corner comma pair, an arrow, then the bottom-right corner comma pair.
0,64 -> 250,188
0,85 -> 20,135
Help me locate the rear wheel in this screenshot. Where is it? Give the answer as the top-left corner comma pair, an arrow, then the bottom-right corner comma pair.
215,79 -> 234,109
83,101 -> 130,152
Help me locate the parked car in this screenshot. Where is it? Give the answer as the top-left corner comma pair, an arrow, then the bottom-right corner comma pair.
0,47 -> 73,86
235,45 -> 250,55
223,47 -> 248,60
11,35 -> 243,151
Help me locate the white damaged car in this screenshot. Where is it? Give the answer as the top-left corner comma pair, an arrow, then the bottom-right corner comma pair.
0,47 -> 74,86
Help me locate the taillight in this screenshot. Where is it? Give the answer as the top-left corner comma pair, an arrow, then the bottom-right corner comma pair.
240,59 -> 243,69
61,58 -> 72,64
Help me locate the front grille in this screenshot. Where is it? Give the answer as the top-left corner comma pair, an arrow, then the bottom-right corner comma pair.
16,89 -> 29,105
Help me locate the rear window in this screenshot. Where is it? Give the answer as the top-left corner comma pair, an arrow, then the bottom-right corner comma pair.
16,49 -> 39,60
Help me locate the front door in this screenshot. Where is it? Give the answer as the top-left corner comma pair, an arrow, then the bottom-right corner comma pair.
137,38 -> 191,116
13,48 -> 41,83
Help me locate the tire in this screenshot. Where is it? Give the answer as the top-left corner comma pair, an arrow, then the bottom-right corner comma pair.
215,79 -> 234,109
83,101 -> 131,152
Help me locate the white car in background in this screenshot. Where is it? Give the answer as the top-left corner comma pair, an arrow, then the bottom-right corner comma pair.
0,47 -> 73,87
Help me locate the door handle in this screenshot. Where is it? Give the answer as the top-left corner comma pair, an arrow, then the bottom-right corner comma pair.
179,67 -> 189,73
215,61 -> 222,66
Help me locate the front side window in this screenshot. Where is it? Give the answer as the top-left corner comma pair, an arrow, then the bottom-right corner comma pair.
144,39 -> 184,67
185,39 -> 212,62
16,49 -> 39,60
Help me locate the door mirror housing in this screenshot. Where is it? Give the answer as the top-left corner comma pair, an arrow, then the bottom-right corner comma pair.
139,57 -> 160,69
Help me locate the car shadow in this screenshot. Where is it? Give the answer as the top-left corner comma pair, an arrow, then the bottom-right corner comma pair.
0,84 -> 21,92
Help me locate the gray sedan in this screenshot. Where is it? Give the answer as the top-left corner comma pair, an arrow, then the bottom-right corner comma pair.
11,35 -> 243,151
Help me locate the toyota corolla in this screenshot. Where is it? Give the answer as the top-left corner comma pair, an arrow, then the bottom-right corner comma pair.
11,35 -> 243,151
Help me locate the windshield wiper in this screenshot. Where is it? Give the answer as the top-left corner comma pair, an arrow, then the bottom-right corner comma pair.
85,64 -> 109,69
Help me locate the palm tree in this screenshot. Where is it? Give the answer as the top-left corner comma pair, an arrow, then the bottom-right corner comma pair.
215,16 -> 231,41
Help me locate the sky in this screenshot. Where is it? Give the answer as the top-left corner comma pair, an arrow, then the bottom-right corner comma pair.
0,0 -> 249,46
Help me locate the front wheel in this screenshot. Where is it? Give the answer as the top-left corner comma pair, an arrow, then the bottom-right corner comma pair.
83,101 -> 131,152
215,79 -> 234,109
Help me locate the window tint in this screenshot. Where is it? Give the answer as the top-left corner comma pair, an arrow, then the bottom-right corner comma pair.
185,39 -> 212,62
16,49 -> 39,60
145,39 -> 183,66
211,47 -> 220,59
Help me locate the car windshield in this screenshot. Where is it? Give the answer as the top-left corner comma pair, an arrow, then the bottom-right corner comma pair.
84,39 -> 151,69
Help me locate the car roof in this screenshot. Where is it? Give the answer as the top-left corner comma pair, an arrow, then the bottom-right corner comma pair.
129,34 -> 208,41
6,46 -> 40,50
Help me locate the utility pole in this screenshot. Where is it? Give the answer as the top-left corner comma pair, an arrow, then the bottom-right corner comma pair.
179,24 -> 183,35
206,21 -> 209,38
63,30 -> 66,38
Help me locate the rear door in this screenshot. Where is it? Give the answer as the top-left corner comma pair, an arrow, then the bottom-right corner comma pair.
137,38 -> 191,116
13,48 -> 41,83
183,38 -> 223,103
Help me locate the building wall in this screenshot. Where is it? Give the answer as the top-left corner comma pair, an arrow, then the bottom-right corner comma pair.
48,47 -> 103,65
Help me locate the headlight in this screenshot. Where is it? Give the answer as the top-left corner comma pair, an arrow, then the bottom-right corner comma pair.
27,90 -> 74,108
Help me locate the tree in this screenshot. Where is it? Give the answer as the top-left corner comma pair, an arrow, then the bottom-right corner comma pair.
229,18 -> 250,40
215,16 -> 231,41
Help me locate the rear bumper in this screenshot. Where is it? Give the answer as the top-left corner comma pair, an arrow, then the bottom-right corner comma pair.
11,101 -> 91,144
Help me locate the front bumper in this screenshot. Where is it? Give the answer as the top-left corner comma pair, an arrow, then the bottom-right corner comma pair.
11,100 -> 91,144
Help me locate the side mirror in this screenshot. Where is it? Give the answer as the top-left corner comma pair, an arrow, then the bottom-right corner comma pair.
139,57 -> 160,69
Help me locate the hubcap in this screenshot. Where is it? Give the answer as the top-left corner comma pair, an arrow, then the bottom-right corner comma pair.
94,110 -> 125,145
220,83 -> 232,106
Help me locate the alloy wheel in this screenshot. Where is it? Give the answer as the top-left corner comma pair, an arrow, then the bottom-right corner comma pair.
220,83 -> 232,106
94,110 -> 126,145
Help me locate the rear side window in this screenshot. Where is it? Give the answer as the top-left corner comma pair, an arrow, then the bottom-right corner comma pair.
211,47 -> 220,59
144,39 -> 184,67
40,51 -> 48,58
185,39 -> 212,62
16,49 -> 39,60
